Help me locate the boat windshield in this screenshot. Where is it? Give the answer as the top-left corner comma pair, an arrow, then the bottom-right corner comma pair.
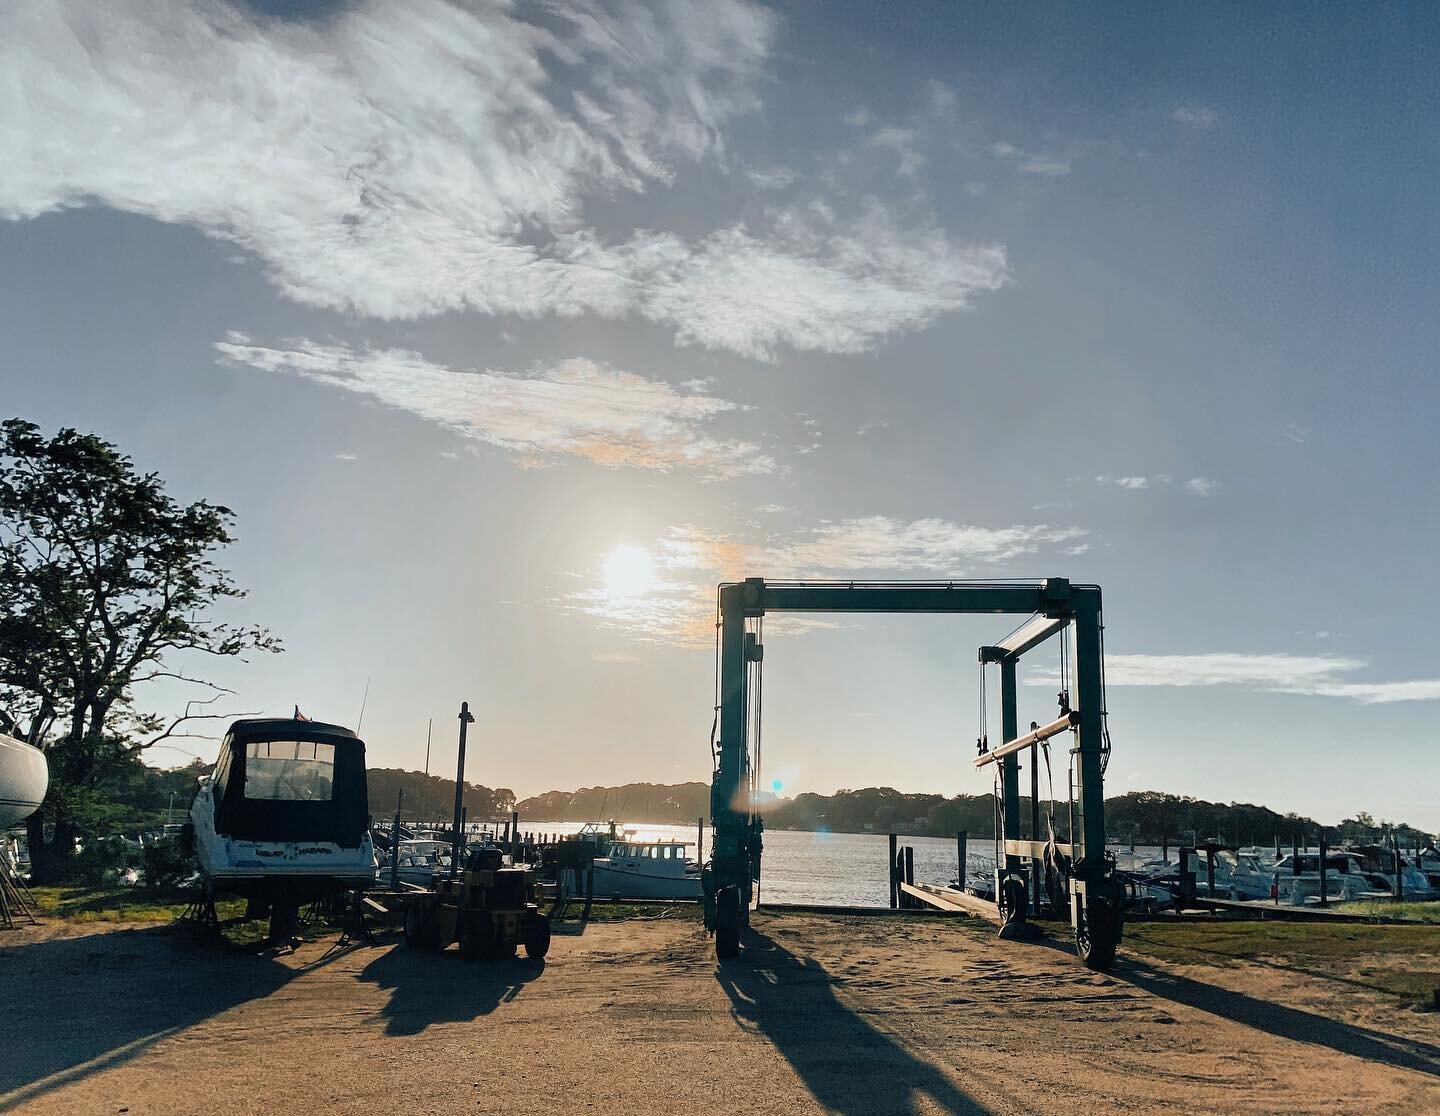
244,740 -> 336,801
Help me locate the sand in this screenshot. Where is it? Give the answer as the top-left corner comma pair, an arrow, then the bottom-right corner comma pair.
2,912 -> 1437,1115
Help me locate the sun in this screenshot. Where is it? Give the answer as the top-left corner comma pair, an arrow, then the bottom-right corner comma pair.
603,545 -> 655,599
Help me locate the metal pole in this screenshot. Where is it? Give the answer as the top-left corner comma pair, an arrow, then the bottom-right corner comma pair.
424,718 -> 432,778
391,790 -> 403,891
999,658 -> 1021,887
450,702 -> 474,880
888,833 -> 898,909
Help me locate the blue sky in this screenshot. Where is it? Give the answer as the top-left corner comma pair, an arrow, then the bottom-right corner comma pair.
3,1 -> 1438,828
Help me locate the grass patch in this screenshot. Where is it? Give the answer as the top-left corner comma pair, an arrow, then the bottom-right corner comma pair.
553,901 -> 703,923
1340,900 -> 1440,924
28,885 -> 242,924
1123,919 -> 1440,1008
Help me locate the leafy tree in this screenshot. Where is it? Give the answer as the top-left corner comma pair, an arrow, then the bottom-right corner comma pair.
0,418 -> 277,879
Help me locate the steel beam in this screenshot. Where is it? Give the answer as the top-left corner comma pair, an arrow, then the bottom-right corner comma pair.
991,615 -> 1070,659
726,580 -> 1083,617
999,658 -> 1021,880
973,711 -> 1080,768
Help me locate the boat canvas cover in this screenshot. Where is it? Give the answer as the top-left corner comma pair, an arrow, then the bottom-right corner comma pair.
212,719 -> 368,846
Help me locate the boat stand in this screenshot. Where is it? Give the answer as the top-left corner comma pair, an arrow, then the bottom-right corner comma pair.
0,857 -> 38,929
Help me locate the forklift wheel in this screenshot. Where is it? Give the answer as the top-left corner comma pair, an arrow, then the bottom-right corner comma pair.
458,917 -> 491,960
523,915 -> 552,960
405,904 -> 443,951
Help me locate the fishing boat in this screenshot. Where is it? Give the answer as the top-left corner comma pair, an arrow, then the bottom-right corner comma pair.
188,717 -> 375,920
0,732 -> 48,828
587,832 -> 703,899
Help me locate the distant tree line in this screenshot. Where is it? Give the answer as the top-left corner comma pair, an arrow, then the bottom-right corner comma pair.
368,768 -> 514,824
503,781 -> 1434,846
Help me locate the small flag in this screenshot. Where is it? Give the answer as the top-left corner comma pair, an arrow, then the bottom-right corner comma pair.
294,706 -> 311,722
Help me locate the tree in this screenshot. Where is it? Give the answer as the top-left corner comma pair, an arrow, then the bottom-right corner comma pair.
0,418 -> 278,879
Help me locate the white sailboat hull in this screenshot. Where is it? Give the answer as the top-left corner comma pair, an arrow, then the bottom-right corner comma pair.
0,733 -> 48,827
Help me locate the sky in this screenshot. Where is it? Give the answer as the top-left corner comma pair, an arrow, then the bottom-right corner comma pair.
3,1 -> 1439,829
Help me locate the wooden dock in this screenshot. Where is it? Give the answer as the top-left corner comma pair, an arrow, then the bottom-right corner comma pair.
898,881 -> 1002,924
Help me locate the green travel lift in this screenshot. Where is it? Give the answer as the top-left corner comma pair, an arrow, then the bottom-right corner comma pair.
702,577 -> 1124,970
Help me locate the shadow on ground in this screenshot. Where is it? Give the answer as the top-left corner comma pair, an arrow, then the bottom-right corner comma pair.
716,929 -> 988,1116
358,943 -> 545,1035
0,924 -> 339,1109
1115,957 -> 1440,1078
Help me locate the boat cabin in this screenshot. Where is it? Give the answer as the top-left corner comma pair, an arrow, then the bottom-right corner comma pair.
207,718 -> 369,846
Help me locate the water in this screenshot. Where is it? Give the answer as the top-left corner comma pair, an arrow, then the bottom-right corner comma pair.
442,819 -> 1196,906
490,820 -> 1003,907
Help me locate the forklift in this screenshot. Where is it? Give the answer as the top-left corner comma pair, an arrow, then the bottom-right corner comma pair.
402,843 -> 552,960
399,701 -> 552,961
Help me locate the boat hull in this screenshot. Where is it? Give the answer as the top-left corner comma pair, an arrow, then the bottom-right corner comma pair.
0,733 -> 48,828
585,862 -> 703,900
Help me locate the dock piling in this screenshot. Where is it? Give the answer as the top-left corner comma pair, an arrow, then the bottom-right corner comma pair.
888,833 -> 898,909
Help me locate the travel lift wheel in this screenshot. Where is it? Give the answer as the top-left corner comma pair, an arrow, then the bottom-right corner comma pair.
715,885 -> 741,960
1075,883 -> 1123,972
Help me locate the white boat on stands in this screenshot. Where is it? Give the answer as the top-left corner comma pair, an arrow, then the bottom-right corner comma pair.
189,718 -> 376,914
587,832 -> 703,900
0,731 -> 48,828
374,839 -> 452,887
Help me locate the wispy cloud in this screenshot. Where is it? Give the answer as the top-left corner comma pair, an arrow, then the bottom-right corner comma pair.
1172,105 -> 1220,130
1,0 -> 1007,360
216,336 -> 773,479
1185,477 -> 1217,496
1077,652 -> 1440,705
991,142 -> 1072,177
572,518 -> 1087,645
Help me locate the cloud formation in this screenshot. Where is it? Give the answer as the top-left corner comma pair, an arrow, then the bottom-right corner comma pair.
1097,652 -> 1440,705
1,0 -> 1007,360
573,518 -> 1087,645
1172,105 -> 1220,129
216,336 -> 773,479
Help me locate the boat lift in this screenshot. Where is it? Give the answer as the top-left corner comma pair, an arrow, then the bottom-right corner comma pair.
703,576 -> 1125,970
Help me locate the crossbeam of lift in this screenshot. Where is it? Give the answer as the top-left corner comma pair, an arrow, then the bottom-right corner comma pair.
704,575 -> 1123,970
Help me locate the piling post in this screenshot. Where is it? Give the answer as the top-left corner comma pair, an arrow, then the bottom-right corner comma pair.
1274,833 -> 1281,860
698,816 -> 705,863
1394,838 -> 1405,902
1318,833 -> 1328,907
450,702 -> 474,880
511,810 -> 520,862
390,790 -> 403,891
1205,846 -> 1216,899
904,845 -> 915,892
1292,835 -> 1300,875
956,831 -> 967,887
1162,834 -> 1168,863
888,833 -> 899,909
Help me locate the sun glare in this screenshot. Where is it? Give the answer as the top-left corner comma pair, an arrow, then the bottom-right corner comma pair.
603,545 -> 655,599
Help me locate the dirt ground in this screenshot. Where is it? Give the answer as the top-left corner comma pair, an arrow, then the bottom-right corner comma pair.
2,911 -> 1438,1115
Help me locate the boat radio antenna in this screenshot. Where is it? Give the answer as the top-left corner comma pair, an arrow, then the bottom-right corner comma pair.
356,674 -> 372,733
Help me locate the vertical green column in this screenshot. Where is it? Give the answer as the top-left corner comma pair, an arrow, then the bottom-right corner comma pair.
1000,657 -> 1021,877
1070,590 -> 1107,892
715,586 -> 750,892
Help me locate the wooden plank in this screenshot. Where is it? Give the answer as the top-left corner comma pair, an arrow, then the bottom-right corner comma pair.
899,882 -> 1002,924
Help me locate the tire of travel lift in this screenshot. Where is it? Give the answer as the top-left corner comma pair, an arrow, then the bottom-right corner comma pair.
715,885 -> 741,960
1075,884 -> 1123,972
523,913 -> 552,960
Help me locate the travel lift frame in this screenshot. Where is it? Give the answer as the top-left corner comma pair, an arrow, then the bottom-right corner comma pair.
702,576 -> 1124,970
